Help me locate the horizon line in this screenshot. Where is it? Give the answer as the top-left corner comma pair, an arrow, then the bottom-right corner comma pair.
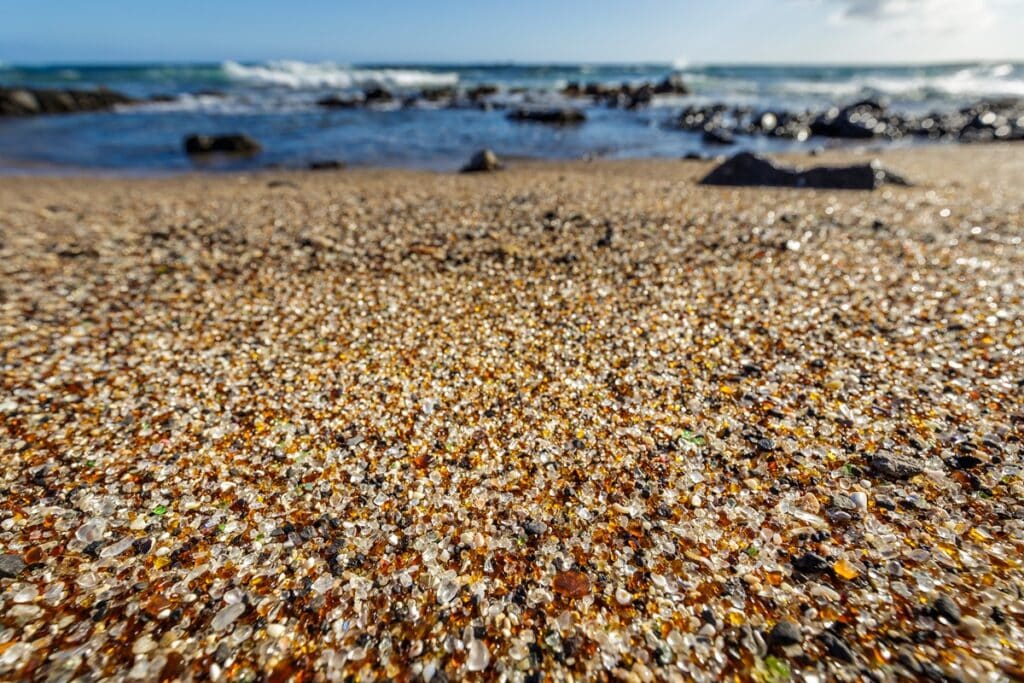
2,57 -> 1023,69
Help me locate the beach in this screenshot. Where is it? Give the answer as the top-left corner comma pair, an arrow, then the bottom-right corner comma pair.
1,145 -> 1023,680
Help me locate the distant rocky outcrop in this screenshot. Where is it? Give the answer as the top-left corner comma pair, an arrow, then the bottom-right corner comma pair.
562,76 -> 689,109
508,108 -> 586,125
810,99 -> 890,139
677,99 -> 1024,144
317,94 -> 362,109
183,134 -> 262,157
700,152 -> 911,190
363,87 -> 393,104
421,86 -> 457,102
702,128 -> 735,145
467,85 -> 499,101
0,86 -> 137,116
308,159 -> 345,171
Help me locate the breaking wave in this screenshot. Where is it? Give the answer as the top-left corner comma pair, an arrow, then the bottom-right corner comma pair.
221,60 -> 459,90
770,63 -> 1024,101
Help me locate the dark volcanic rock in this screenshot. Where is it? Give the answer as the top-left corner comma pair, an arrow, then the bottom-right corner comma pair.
869,452 -> 924,481
700,152 -> 910,190
467,85 -> 499,101
363,87 -> 393,104
308,160 -> 345,171
768,620 -> 802,647
653,74 -> 690,95
932,594 -> 962,625
317,94 -> 361,109
702,128 -> 735,145
0,553 -> 27,578
420,86 -> 457,102
461,148 -> 502,173
811,100 -> 890,139
508,108 -> 586,125
183,134 -> 262,157
562,76 -> 688,108
792,552 -> 831,574
0,86 -> 136,116
676,98 -> 1024,146
820,633 -> 856,663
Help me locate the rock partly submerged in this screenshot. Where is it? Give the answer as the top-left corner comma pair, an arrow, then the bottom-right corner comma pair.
0,86 -> 137,116
700,152 -> 911,190
562,76 -> 689,109
316,94 -> 362,109
507,108 -> 587,125
678,98 -> 1024,144
183,134 -> 262,157
308,159 -> 346,171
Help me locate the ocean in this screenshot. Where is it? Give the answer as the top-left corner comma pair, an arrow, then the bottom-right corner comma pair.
1,61 -> 1022,172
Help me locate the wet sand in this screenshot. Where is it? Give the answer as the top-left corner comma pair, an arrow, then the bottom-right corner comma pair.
1,146 -> 1022,681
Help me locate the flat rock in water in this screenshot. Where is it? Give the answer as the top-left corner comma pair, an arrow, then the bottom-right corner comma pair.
184,134 -> 262,157
308,160 -> 345,171
507,108 -> 587,125
0,86 -> 136,116
316,95 -> 361,109
702,128 -> 735,145
700,152 -> 910,190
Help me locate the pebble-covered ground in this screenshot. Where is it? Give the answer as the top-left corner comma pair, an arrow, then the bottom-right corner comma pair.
1,147 -> 1022,682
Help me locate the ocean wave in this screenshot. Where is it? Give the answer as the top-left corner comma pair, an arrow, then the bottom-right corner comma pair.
221,60 -> 458,90
770,64 -> 1024,101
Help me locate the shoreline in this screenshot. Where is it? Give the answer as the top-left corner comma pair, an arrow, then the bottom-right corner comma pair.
0,142 -> 1019,185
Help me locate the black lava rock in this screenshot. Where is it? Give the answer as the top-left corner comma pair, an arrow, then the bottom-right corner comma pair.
0,554 -> 27,578
700,152 -> 910,191
792,552 -> 831,574
308,160 -> 346,171
0,86 -> 136,116
316,94 -> 361,109
820,632 -> 856,663
508,108 -> 587,125
702,127 -> 735,145
869,452 -> 924,481
183,134 -> 262,157
768,620 -> 802,647
932,594 -> 962,625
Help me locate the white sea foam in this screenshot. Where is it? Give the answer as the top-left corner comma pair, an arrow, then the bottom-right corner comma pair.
774,64 -> 1024,101
131,93 -> 292,115
221,60 -> 458,90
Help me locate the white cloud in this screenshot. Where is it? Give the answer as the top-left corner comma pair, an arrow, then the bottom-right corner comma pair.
826,0 -> 1000,32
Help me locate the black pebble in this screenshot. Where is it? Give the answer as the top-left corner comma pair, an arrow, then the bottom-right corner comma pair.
768,620 -> 801,647
932,594 -> 962,625
820,632 -> 855,663
792,552 -> 830,574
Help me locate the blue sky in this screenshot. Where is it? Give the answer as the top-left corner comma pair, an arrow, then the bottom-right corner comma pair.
2,0 -> 1022,64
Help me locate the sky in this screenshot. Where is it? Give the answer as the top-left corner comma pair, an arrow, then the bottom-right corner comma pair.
1,0 -> 1022,64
